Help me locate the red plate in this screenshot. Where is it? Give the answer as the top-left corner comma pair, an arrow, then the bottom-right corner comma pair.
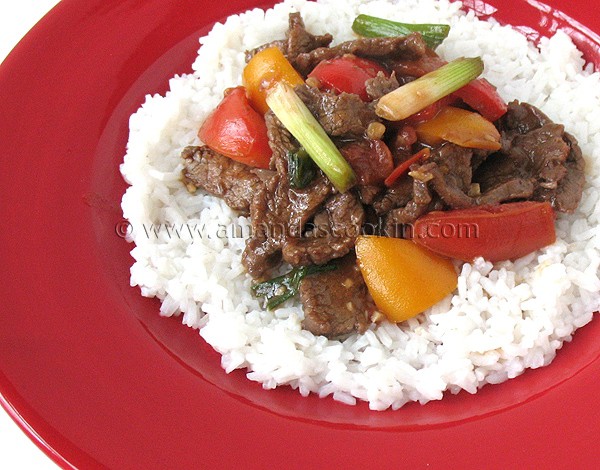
1,0 -> 599,468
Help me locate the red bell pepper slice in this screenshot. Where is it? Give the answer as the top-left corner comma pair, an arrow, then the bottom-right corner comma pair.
413,201 -> 556,262
384,148 -> 430,187
308,56 -> 388,101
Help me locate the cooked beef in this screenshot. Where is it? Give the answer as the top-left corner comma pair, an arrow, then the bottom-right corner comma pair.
295,33 -> 427,74
365,71 -> 400,101
242,175 -> 288,278
500,100 -> 550,140
358,184 -> 383,205
286,12 -> 333,62
295,84 -> 379,138
422,144 -> 475,209
541,132 -> 585,212
475,101 -> 585,213
372,177 -> 414,216
287,176 -> 333,237
282,191 -> 365,266
389,54 -> 445,79
383,177 -> 436,235
242,174 -> 333,278
265,111 -> 297,175
245,12 -> 333,64
299,254 -> 372,337
181,146 -> 271,214
475,178 -> 535,205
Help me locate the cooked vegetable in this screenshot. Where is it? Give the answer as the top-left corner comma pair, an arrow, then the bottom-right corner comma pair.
352,14 -> 450,49
252,264 -> 337,309
413,201 -> 556,262
454,78 -> 507,122
384,147 -> 430,187
307,55 -> 388,101
340,139 -> 394,185
266,82 -> 357,192
415,106 -> 501,150
375,57 -> 484,121
388,55 -> 507,122
198,87 -> 272,169
288,148 -> 317,189
404,95 -> 457,125
355,236 -> 458,322
243,46 -> 304,114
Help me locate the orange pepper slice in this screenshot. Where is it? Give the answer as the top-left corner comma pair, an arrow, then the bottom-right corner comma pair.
415,106 -> 501,150
355,236 -> 457,323
243,46 -> 304,114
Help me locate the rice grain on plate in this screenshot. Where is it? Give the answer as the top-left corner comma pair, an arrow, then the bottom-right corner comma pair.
120,0 -> 600,410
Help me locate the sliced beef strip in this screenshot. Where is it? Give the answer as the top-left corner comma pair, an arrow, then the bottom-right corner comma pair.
181,146 -> 271,215
242,175 -> 288,278
382,177 -> 437,235
365,71 -> 400,101
242,174 -> 333,278
300,254 -> 372,338
539,132 -> 585,212
286,12 -> 333,63
499,100 -> 550,143
372,177 -> 413,216
476,102 -> 584,213
265,111 -> 297,175
245,12 -> 333,65
282,191 -> 365,266
287,176 -> 333,237
295,84 -> 379,138
294,33 -> 427,75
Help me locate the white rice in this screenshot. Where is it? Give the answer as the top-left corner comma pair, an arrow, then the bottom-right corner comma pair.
120,0 -> 600,410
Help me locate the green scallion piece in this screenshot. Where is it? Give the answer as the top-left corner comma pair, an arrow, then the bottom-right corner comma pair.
266,82 -> 356,193
252,264 -> 337,310
375,57 -> 484,121
352,14 -> 450,49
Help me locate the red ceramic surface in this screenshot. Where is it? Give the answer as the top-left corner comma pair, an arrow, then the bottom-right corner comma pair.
0,0 -> 599,468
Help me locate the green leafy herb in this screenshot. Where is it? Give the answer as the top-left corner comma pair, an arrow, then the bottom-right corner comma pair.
252,264 -> 337,310
352,14 -> 450,49
288,148 -> 317,189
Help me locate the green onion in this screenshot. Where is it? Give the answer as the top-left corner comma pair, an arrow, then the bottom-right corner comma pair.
375,57 -> 484,121
252,264 -> 337,310
352,14 -> 450,49
266,82 -> 356,193
288,148 -> 317,189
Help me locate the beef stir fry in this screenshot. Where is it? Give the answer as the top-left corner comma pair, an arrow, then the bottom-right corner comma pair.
182,13 -> 585,338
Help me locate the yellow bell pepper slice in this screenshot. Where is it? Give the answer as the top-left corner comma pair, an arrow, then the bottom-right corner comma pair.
355,236 -> 458,323
243,46 -> 304,114
415,106 -> 501,150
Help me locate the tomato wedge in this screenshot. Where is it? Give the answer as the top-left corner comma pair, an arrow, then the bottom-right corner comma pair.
308,56 -> 388,101
340,138 -> 394,185
413,201 -> 556,262
198,87 -> 272,169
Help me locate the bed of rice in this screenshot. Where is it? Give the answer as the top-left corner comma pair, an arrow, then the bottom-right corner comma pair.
120,0 -> 600,410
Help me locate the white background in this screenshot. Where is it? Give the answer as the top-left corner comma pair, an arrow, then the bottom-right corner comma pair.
1,3 -> 62,469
